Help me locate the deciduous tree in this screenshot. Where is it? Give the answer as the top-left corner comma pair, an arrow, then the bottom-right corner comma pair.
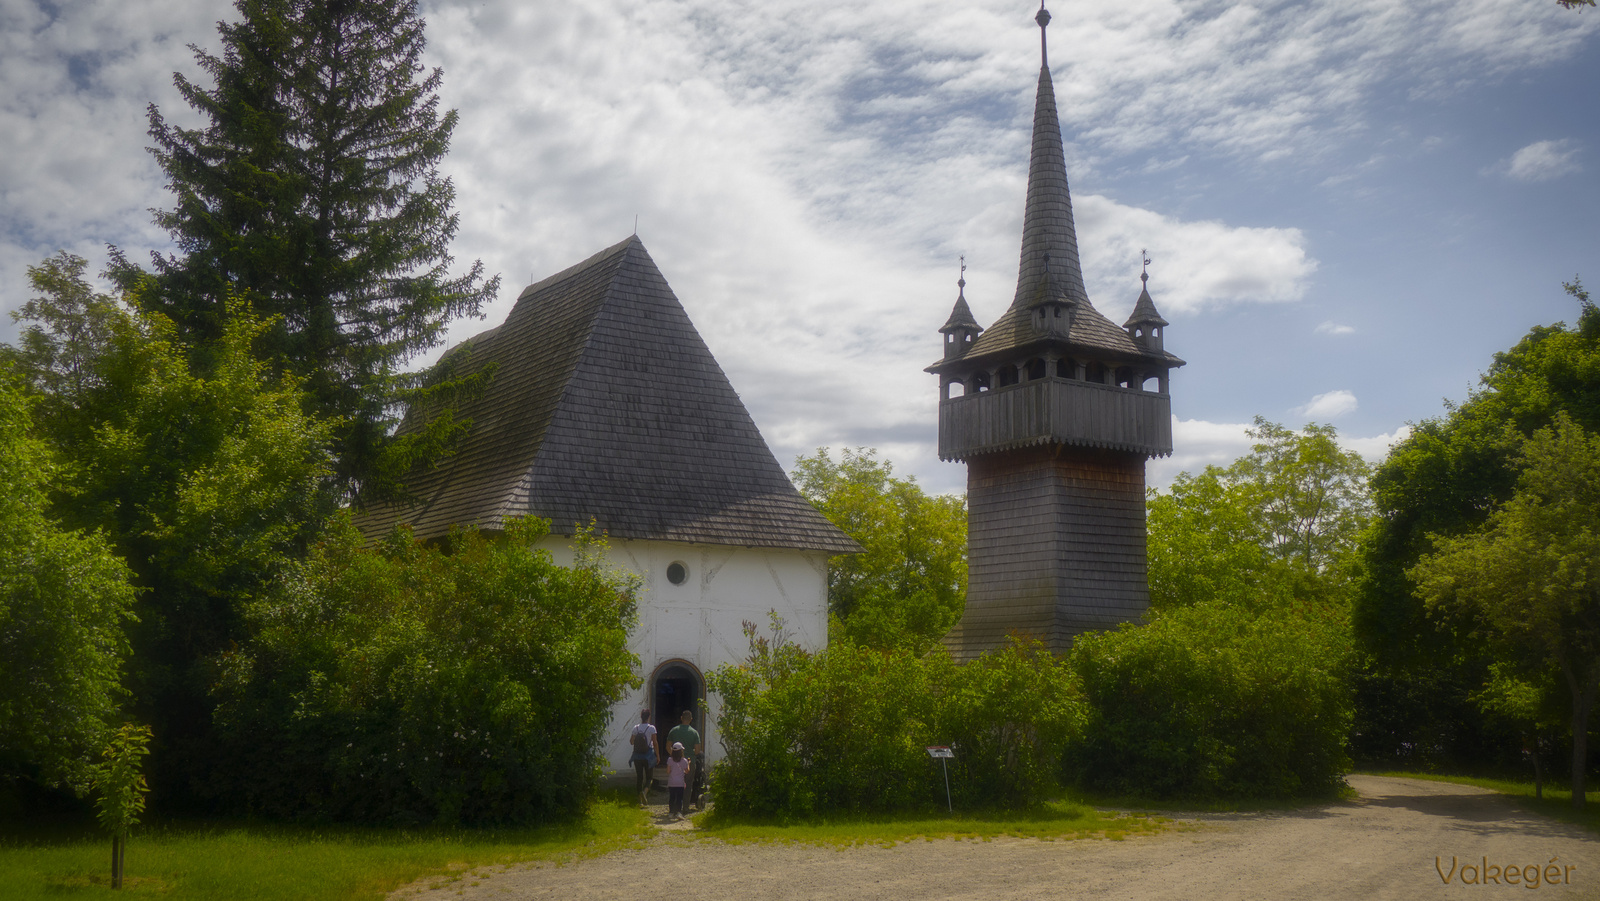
1412,415 -> 1600,809
1353,279 -> 1598,768
6,256 -> 333,806
792,448 -> 966,653
1146,418 -> 1370,612
0,369 -> 136,794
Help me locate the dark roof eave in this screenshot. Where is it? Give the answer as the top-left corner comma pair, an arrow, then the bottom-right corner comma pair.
926,339 -> 1184,375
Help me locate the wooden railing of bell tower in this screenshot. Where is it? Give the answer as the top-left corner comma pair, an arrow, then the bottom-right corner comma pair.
938,377 -> 1172,461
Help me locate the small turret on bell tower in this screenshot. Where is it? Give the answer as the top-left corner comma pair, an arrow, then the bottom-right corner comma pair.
939,258 -> 982,364
927,3 -> 1185,659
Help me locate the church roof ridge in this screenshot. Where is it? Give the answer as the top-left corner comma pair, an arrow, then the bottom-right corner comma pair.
356,236 -> 859,555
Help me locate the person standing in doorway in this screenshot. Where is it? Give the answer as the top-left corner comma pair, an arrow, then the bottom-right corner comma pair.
628,709 -> 659,808
665,742 -> 692,820
667,709 -> 704,809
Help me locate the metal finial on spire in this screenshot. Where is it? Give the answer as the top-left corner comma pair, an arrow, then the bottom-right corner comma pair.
1036,2 -> 1051,68
1141,249 -> 1151,283
958,256 -> 967,298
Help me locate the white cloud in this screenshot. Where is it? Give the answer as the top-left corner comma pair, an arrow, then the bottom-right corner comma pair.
1075,195 -> 1314,315
1500,139 -> 1581,182
1316,320 -> 1356,336
1147,417 -> 1255,488
1148,417 -> 1411,490
1343,425 -> 1412,463
0,0 -> 1590,486
1296,389 -> 1359,420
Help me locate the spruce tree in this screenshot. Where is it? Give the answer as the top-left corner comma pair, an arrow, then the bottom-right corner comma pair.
130,0 -> 497,501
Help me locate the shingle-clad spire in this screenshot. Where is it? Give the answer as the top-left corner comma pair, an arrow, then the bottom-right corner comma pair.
1012,3 -> 1088,311
940,260 -> 981,333
1123,270 -> 1169,329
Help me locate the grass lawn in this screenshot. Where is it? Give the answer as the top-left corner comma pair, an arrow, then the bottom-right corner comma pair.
689,798 -> 1177,847
0,794 -> 650,901
1358,770 -> 1600,835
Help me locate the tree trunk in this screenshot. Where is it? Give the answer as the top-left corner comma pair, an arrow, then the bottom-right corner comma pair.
1564,665 -> 1600,811
1532,731 -> 1544,800
112,835 -> 122,889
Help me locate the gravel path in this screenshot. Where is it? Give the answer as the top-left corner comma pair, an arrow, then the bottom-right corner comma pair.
393,776 -> 1600,900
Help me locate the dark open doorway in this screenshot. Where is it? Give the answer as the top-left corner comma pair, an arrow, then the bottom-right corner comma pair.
651,660 -> 703,756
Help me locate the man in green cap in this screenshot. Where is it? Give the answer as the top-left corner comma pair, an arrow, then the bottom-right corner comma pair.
666,709 -> 704,809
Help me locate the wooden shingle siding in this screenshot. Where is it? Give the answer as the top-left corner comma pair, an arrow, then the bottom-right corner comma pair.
939,378 -> 1172,461
356,236 -> 859,555
944,445 -> 1148,660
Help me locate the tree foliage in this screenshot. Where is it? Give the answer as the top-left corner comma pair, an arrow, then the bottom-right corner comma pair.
707,621 -> 1081,816
1147,417 -> 1371,612
791,448 -> 966,653
92,724 -> 152,840
5,255 -> 334,805
0,371 -> 136,793
1067,602 -> 1354,799
208,517 -> 640,824
128,0 -> 498,501
1353,279 -> 1599,768
1412,415 -> 1600,808
92,723 -> 152,889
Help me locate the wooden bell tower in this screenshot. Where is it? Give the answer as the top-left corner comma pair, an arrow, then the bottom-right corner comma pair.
928,3 -> 1184,659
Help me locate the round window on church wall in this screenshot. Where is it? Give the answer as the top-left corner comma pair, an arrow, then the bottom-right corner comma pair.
667,562 -> 688,585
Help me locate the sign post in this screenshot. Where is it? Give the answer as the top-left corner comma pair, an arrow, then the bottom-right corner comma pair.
926,746 -> 955,813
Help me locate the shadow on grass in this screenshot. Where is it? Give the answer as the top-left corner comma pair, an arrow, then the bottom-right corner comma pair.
1056,782 -> 1357,817
690,798 -> 1180,847
0,788 -> 652,901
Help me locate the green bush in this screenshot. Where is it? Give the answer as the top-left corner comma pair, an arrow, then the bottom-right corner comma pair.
1067,602 -> 1353,799
209,516 -> 639,825
0,370 -> 136,793
707,625 -> 1082,816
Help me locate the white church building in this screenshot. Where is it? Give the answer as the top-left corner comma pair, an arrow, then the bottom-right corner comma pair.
356,235 -> 859,773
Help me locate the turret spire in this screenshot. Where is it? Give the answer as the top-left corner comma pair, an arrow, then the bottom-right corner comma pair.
1124,252 -> 1169,334
1012,2 -> 1088,311
940,256 -> 982,360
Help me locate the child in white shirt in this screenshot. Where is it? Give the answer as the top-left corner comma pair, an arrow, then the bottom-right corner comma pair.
665,742 -> 692,820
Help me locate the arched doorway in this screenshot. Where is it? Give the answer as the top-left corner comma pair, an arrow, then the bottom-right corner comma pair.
650,659 -> 704,757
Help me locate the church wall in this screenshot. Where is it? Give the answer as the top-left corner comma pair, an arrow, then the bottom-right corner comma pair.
536,535 -> 829,773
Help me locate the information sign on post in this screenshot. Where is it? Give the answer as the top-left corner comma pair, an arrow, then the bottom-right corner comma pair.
926,746 -> 955,812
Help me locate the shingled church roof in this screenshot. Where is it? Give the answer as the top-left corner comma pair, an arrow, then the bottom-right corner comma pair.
356,236 -> 859,555
929,8 -> 1182,374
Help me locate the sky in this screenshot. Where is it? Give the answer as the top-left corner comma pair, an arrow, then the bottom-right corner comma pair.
2,0 -> 1597,496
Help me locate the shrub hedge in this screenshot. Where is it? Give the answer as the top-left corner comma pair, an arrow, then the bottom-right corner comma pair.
707,627 -> 1082,816
1066,602 -> 1354,799
208,517 -> 639,825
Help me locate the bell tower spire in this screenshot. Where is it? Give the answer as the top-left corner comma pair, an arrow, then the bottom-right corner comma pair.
1013,1 -> 1087,310
926,4 -> 1186,660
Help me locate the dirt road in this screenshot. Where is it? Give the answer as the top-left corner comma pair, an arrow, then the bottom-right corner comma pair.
393,776 -> 1600,900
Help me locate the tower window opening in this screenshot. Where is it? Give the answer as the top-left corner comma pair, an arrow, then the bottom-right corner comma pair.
972,371 -> 991,393
997,365 -> 1019,387
1026,358 -> 1047,380
947,379 -> 966,398
1057,358 -> 1078,379
1087,362 -> 1106,383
